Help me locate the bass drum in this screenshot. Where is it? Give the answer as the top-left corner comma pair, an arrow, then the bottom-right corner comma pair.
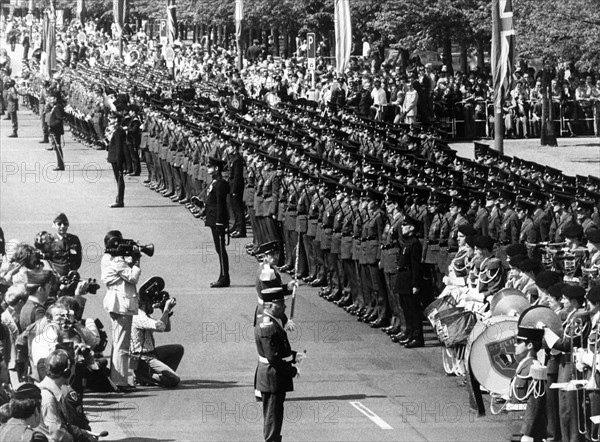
466,315 -> 519,397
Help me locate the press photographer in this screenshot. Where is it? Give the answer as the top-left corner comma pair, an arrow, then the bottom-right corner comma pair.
101,230 -> 148,392
130,277 -> 183,388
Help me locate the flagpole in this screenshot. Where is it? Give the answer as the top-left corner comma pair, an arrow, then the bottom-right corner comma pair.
492,0 -> 504,154
235,0 -> 243,72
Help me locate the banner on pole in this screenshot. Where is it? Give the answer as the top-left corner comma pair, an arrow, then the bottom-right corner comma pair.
492,0 -> 515,113
334,0 -> 352,73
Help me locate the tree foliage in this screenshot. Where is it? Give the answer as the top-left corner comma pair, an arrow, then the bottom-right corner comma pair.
72,0 -> 599,70
514,0 -> 600,71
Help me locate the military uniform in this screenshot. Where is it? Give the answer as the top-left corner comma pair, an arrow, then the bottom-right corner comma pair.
254,293 -> 298,442
395,222 -> 424,346
205,157 -> 230,287
381,210 -> 404,333
545,293 -> 590,442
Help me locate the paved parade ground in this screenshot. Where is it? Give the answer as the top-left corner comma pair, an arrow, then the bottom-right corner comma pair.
1,45 -> 599,442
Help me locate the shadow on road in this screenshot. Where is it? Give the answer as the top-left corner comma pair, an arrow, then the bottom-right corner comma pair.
178,379 -> 244,390
288,394 -> 387,401
114,439 -> 176,442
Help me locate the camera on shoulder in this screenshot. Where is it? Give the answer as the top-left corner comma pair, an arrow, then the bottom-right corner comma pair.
105,238 -> 155,258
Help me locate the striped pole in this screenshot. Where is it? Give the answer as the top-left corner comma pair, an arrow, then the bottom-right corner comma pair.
167,0 -> 177,44
235,0 -> 243,71
113,0 -> 126,57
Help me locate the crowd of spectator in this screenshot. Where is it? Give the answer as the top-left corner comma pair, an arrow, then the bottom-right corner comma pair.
2,15 -> 599,141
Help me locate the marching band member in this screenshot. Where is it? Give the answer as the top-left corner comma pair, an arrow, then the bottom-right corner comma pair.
508,326 -> 547,442
543,285 -> 591,442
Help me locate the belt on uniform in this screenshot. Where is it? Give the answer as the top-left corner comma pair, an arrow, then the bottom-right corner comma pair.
258,355 -> 293,364
428,240 -> 439,245
366,236 -> 377,241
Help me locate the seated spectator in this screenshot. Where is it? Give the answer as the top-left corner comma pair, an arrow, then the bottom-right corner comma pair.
130,290 -> 183,388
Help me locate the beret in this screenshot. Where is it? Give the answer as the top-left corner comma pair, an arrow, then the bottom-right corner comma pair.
457,224 -> 478,237
13,383 -> 42,401
562,284 -> 586,299
535,271 -> 563,289
473,235 -> 495,251
506,243 -> 528,258
587,285 -> 600,304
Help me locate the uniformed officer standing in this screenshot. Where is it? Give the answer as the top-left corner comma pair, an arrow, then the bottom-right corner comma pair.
51,213 -> 82,277
381,192 -> 404,337
205,156 -> 231,288
549,193 -> 575,243
254,287 -> 302,442
228,140 -> 247,238
395,215 -> 425,348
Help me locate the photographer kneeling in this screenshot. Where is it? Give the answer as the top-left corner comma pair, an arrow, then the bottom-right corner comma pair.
130,289 -> 183,388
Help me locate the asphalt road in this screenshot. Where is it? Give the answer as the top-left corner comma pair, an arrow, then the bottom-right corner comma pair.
1,42 -> 599,442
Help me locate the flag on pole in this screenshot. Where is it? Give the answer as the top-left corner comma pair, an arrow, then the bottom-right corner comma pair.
334,0 -> 352,74
113,0 -> 125,37
235,0 -> 243,40
167,0 -> 177,44
491,0 -> 515,111
44,9 -> 56,79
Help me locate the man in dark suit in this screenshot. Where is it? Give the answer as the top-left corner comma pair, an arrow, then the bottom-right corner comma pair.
205,156 -> 230,287
51,212 -> 82,277
395,215 -> 425,348
254,287 -> 301,442
106,111 -> 126,208
228,141 -> 246,238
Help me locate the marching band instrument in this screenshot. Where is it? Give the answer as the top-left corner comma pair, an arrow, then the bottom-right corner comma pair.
466,315 -> 520,397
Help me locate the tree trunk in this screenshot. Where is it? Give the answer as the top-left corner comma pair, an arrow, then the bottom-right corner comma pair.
282,31 -> 289,58
460,42 -> 468,74
273,27 -> 280,57
442,34 -> 453,75
477,41 -> 485,71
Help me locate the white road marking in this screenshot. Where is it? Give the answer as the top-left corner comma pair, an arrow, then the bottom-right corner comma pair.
349,401 -> 394,430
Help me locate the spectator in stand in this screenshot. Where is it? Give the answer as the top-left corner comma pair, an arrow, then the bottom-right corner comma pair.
529,78 -> 544,137
403,81 -> 419,125
576,75 -> 595,135
561,80 -> 577,137
370,79 -> 387,120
